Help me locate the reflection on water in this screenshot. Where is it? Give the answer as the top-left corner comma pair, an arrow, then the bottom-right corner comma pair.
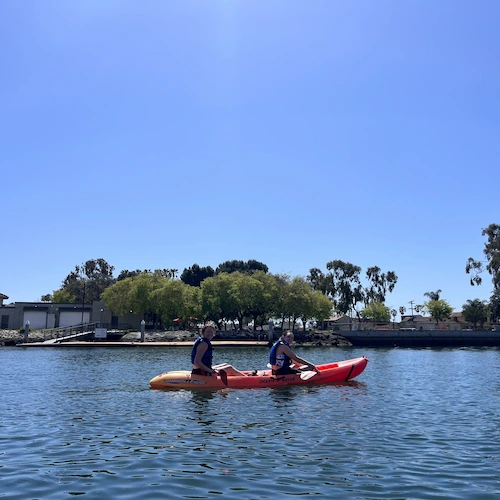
1,346 -> 500,499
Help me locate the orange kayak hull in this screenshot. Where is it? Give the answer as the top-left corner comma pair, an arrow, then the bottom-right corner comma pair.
149,356 -> 368,390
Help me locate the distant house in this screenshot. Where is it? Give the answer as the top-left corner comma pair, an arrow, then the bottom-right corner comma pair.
317,315 -> 353,331
400,313 -> 466,331
400,314 -> 433,329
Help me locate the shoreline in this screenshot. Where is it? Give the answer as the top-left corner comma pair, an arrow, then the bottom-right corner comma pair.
0,329 -> 353,348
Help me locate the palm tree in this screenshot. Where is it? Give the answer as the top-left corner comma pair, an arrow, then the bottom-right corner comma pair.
424,289 -> 442,301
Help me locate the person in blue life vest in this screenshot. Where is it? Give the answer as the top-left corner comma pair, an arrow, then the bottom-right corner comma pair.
191,324 -> 219,376
269,331 -> 320,376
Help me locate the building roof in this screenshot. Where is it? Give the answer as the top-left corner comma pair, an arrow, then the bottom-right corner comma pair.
0,293 -> 9,300
324,315 -> 351,323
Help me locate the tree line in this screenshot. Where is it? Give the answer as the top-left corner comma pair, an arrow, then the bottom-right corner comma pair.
41,223 -> 500,329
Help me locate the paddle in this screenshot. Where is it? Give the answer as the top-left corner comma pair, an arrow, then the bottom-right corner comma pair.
218,369 -> 228,386
267,363 -> 319,380
299,370 -> 318,381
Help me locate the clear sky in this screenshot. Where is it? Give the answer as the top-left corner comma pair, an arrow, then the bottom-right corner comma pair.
1,1 -> 498,317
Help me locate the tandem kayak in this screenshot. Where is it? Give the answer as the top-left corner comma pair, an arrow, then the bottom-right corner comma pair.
149,356 -> 368,390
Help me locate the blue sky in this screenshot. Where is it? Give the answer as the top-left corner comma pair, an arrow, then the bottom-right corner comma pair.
1,1 -> 498,317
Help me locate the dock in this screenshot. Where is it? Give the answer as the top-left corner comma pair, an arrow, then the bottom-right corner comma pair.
17,340 -> 271,348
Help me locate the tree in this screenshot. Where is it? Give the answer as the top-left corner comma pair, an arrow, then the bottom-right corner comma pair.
201,273 -> 239,327
361,302 -> 391,323
462,299 -> 488,329
424,289 -> 442,301
307,268 -> 328,295
246,259 -> 269,274
229,273 -> 265,330
271,273 -> 292,330
117,269 -> 143,281
52,289 -> 73,303
117,268 -> 178,282
364,267 -> 398,305
50,258 -> 116,304
101,278 -> 135,316
425,299 -> 453,325
180,264 -> 215,287
101,272 -> 166,320
325,260 -> 363,316
128,272 -> 166,319
40,294 -> 52,302
281,277 -> 313,331
157,269 -> 179,279
466,223 -> 500,290
215,259 -> 268,275
308,261 -> 398,320
391,308 -> 397,328
489,289 -> 500,324
248,271 -> 278,329
310,291 -> 334,324
414,304 -> 426,314
151,280 -> 201,327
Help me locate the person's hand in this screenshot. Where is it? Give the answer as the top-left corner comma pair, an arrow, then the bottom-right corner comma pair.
310,364 -> 320,375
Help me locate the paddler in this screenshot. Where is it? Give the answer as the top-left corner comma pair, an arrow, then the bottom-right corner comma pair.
191,324 -> 218,376
269,331 -> 320,376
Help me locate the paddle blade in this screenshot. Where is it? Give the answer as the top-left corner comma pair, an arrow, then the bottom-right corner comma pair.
299,370 -> 317,381
219,369 -> 228,386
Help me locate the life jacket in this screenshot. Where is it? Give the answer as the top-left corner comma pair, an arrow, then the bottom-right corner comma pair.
191,337 -> 213,368
269,339 -> 291,368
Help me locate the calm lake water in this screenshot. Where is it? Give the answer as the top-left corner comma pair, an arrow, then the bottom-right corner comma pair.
1,345 -> 499,499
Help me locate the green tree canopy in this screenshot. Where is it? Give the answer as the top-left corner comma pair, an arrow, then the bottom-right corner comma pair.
52,289 -> 73,303
325,260 -> 363,316
361,302 -> 391,322
151,280 -> 201,327
307,267 -> 329,295
101,278 -> 135,316
50,258 -> 116,304
364,267 -> 398,305
201,273 -> 239,327
229,272 -> 265,330
462,299 -> 488,329
215,259 -> 269,275
116,269 -> 143,281
247,271 -> 277,329
308,260 -> 398,319
489,289 -> 500,324
273,275 -> 332,331
101,272 -> 167,318
180,264 -> 215,287
281,276 -> 313,331
425,299 -> 453,325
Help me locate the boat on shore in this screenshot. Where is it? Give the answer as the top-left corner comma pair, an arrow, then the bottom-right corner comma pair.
149,356 -> 368,390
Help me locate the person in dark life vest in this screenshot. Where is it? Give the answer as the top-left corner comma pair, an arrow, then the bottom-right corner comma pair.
269,331 -> 320,376
191,324 -> 218,376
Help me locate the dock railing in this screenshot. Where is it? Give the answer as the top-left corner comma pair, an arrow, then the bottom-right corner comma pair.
40,322 -> 99,342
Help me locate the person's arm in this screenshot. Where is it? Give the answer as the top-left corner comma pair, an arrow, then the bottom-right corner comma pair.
193,342 -> 217,374
282,345 -> 320,374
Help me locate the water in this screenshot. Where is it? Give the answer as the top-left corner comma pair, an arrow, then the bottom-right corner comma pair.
1,346 -> 499,499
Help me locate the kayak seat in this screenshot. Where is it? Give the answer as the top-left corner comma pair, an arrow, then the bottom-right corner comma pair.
213,363 -> 246,376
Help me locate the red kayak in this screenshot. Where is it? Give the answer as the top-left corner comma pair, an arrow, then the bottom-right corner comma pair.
149,356 -> 368,390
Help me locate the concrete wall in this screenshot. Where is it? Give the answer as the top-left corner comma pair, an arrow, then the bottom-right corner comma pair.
342,329 -> 500,347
